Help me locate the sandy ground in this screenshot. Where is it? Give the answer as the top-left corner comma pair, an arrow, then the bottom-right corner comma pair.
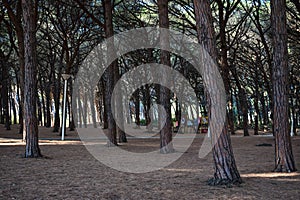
0,124 -> 299,199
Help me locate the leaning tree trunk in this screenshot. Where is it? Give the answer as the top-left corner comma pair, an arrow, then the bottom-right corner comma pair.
22,0 -> 42,158
271,0 -> 296,172
158,0 -> 174,154
193,0 -> 242,185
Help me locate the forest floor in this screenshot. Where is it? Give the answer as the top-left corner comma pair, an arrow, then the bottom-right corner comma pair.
0,124 -> 300,199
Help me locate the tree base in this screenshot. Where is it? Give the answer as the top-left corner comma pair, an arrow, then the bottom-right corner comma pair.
23,154 -> 49,159
119,137 -> 127,143
273,165 -> 297,173
24,151 -> 43,158
160,146 -> 175,154
207,177 -> 243,187
52,127 -> 59,132
106,141 -> 118,147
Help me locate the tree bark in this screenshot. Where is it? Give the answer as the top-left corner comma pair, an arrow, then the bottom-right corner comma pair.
271,0 -> 296,172
103,0 -> 117,146
22,0 -> 42,158
158,0 -> 174,154
193,0 -> 242,185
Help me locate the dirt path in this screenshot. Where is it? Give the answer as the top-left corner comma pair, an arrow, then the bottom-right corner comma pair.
0,124 -> 299,199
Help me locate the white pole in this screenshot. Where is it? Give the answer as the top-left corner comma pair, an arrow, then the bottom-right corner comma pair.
61,74 -> 71,141
62,79 -> 68,140
290,116 -> 294,137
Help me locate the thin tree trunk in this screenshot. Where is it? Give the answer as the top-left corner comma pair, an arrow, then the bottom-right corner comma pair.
53,56 -> 62,132
239,89 -> 249,136
37,93 -> 42,126
100,79 -> 108,129
260,94 -> 269,126
45,84 -> 51,127
89,86 -> 97,128
134,89 -> 140,127
254,78 -> 259,135
68,83 -> 75,131
2,61 -> 11,130
38,76 -> 46,126
11,93 -> 17,124
216,0 -> 235,136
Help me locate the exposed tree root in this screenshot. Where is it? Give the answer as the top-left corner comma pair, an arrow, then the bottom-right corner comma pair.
207,177 -> 243,187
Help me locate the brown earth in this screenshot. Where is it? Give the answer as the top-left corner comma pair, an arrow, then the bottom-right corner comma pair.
0,124 -> 299,199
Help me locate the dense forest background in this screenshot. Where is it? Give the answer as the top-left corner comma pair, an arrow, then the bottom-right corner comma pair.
1,0 -> 299,134
0,0 -> 299,184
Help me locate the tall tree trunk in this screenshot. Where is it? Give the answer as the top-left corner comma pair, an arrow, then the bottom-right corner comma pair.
22,0 -> 41,157
271,0 -> 296,172
103,0 -> 117,146
193,0 -> 242,185
158,0 -> 174,154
